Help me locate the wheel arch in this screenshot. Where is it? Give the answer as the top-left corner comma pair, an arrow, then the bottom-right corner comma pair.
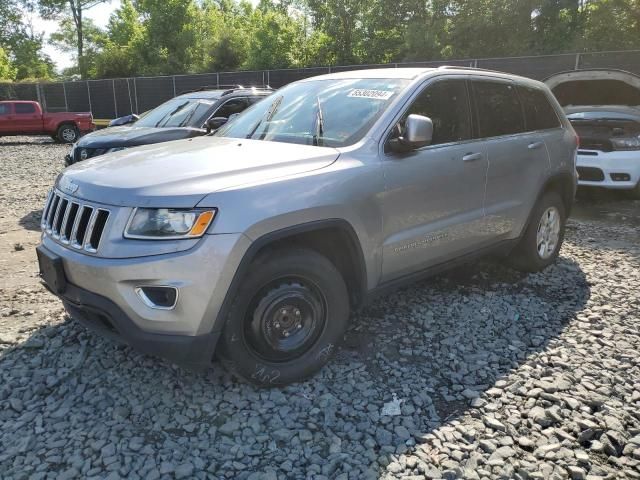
214,219 -> 367,331
522,171 -> 576,236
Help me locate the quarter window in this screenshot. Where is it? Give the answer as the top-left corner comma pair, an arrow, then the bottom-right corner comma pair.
517,85 -> 561,131
402,79 -> 471,145
472,81 -> 524,138
15,103 -> 36,114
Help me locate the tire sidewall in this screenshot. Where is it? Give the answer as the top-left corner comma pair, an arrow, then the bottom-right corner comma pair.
218,249 -> 349,386
57,124 -> 78,143
523,192 -> 566,270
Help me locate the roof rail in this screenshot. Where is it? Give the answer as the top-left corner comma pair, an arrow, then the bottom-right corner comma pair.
180,84 -> 274,95
437,65 -> 508,75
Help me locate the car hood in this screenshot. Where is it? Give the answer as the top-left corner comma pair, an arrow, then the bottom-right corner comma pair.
76,125 -> 205,148
57,136 -> 341,208
545,69 -> 640,108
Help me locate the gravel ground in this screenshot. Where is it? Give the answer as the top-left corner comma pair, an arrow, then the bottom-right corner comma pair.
1,136 -> 639,480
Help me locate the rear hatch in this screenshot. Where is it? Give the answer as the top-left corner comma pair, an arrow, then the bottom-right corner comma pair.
545,69 -> 640,151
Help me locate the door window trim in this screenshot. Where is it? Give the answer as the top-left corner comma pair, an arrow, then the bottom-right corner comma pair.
381,75 -> 480,158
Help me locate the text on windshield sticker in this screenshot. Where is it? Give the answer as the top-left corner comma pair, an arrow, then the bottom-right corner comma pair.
347,89 -> 394,100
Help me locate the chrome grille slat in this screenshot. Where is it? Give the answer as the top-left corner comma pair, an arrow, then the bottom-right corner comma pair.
41,189 -> 110,255
50,196 -> 65,236
70,205 -> 87,249
83,209 -> 99,252
41,191 -> 54,228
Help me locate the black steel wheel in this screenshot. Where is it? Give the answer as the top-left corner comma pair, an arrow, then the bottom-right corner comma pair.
217,248 -> 349,386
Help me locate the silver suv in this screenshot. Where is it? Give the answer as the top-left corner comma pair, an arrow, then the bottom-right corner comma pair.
37,68 -> 577,386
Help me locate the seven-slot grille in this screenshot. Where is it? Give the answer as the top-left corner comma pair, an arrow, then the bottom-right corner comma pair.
41,190 -> 110,253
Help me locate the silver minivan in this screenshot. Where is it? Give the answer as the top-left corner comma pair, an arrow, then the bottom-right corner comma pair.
37,67 -> 578,385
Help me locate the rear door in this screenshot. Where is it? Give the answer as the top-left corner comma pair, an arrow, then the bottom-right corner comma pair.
14,102 -> 42,134
0,103 -> 14,134
380,77 -> 489,282
471,79 -> 549,239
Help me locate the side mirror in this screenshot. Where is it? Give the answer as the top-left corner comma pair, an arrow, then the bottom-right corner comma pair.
389,114 -> 433,153
206,116 -> 228,132
108,113 -> 139,127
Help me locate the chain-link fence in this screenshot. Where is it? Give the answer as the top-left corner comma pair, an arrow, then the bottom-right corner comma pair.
1,50 -> 638,120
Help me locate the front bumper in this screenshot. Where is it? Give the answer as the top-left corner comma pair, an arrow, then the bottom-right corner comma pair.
37,232 -> 251,366
577,149 -> 640,189
60,281 -> 220,368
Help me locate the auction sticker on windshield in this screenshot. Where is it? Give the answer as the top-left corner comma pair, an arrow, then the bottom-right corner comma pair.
347,89 -> 395,100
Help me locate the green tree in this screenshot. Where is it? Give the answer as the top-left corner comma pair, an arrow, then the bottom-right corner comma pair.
0,48 -> 18,81
50,18 -> 106,78
29,0 -> 110,78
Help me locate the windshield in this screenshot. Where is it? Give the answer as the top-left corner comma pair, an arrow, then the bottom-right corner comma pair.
216,78 -> 409,147
135,97 -> 216,128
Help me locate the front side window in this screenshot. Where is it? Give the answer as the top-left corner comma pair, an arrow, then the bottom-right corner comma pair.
518,85 -> 561,131
15,103 -> 36,114
473,81 -> 524,138
135,98 -> 216,128
0,104 -> 11,115
217,78 -> 410,148
213,98 -> 249,119
399,79 -> 471,146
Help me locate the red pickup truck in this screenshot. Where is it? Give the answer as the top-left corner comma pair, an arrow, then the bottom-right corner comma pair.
0,100 -> 94,143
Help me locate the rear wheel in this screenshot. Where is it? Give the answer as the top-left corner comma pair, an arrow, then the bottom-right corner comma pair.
217,248 -> 349,386
56,124 -> 78,143
509,191 -> 566,272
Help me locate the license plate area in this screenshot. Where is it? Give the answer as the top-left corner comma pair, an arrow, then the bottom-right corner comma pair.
36,246 -> 67,294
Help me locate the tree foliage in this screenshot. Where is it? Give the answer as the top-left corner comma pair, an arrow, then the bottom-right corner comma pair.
11,0 -> 640,81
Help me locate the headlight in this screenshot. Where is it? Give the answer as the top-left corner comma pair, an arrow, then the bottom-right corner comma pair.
124,208 -> 216,239
611,136 -> 640,150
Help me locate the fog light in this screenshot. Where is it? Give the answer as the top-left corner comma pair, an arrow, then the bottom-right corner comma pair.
135,286 -> 178,310
610,173 -> 630,181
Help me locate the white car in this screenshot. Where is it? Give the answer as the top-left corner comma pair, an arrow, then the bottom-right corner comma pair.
546,69 -> 640,198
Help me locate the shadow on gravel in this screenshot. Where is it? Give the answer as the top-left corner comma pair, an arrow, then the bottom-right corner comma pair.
19,209 -> 43,232
0,256 -> 590,479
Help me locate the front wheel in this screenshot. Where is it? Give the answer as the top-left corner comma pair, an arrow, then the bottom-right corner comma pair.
509,191 -> 566,272
56,124 -> 78,143
217,248 -> 349,386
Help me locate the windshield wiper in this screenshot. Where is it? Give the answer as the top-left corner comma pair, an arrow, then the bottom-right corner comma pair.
156,102 -> 190,128
313,96 -> 324,147
246,95 -> 283,140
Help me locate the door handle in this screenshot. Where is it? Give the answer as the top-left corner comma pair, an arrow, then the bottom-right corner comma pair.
462,152 -> 483,162
528,141 -> 544,150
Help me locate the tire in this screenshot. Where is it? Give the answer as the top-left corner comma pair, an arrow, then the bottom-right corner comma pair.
217,248 -> 349,386
56,124 -> 78,144
509,191 -> 566,273
629,182 -> 640,200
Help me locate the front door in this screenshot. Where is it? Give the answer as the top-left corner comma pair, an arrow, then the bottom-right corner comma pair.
13,102 -> 42,134
0,103 -> 14,134
381,78 -> 488,282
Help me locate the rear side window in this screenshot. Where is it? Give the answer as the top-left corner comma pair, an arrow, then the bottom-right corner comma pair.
473,81 -> 524,138
404,79 -> 471,145
0,104 -> 11,115
15,103 -> 36,114
518,85 -> 561,131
